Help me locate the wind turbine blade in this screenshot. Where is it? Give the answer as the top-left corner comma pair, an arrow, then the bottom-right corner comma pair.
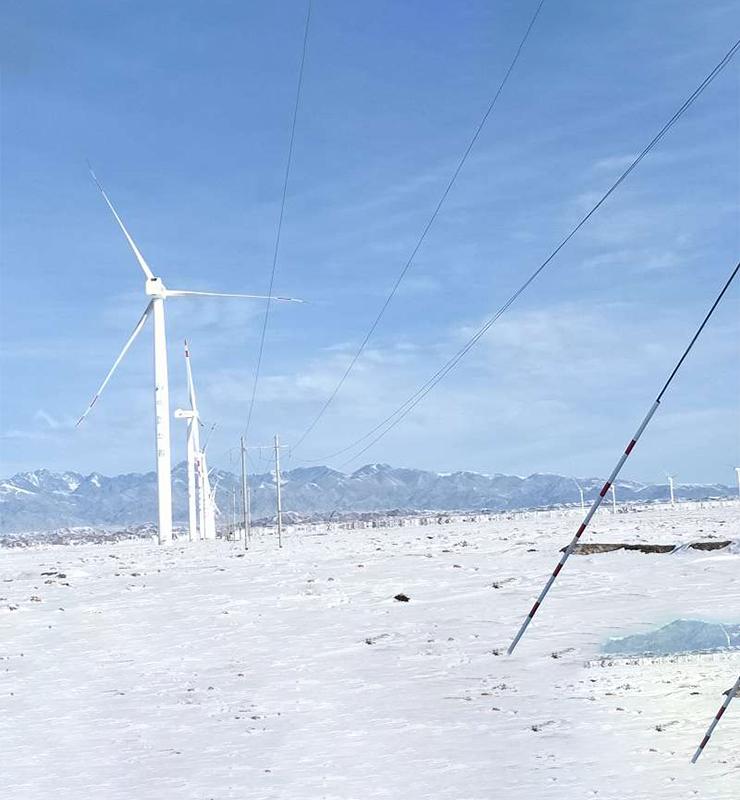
203,422 -> 217,451
166,290 -> 304,302
76,302 -> 153,427
88,166 -> 155,280
183,339 -> 198,415
209,471 -> 222,516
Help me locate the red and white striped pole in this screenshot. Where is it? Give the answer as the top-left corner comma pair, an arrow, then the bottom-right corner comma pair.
691,676 -> 740,763
508,260 -> 740,655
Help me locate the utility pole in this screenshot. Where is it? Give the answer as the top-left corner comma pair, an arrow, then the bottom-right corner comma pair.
735,467 -> 740,501
274,434 -> 283,548
231,488 -> 237,539
240,436 -> 250,549
246,437 -> 289,548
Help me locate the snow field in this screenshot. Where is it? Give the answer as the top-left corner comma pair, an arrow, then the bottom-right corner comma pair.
1,502 -> 738,798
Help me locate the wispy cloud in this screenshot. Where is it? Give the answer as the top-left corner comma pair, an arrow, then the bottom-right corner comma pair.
34,409 -> 75,430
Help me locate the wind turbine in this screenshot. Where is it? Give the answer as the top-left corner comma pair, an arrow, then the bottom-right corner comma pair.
666,472 -> 676,507
174,402 -> 199,541
199,423 -> 218,540
201,463 -> 219,540
573,479 -> 585,513
76,171 -> 302,544
174,340 -> 203,542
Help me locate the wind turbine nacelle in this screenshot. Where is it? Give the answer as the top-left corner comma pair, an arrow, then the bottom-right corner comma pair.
145,277 -> 167,298
174,409 -> 195,419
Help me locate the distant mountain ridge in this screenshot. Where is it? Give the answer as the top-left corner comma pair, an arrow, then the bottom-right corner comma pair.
0,463 -> 734,533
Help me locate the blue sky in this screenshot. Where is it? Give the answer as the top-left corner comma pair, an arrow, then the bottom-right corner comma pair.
1,0 -> 738,483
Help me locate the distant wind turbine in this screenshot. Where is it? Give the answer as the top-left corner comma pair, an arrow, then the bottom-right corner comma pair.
76,170 -> 302,544
174,340 -> 205,542
199,423 -> 218,540
202,464 -> 219,540
667,472 -> 676,506
573,479 -> 585,513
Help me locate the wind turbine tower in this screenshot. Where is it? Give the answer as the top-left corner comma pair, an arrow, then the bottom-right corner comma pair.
174,340 -> 206,542
77,171 -> 302,544
174,405 -> 199,540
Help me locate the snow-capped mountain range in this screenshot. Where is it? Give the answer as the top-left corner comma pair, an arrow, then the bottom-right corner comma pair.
0,463 -> 735,533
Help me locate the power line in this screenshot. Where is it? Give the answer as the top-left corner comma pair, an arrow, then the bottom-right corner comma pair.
303,37 -> 740,467
290,0 -> 548,452
244,0 -> 312,439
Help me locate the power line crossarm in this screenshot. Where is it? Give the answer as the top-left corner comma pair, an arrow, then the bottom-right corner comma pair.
507,260 -> 740,655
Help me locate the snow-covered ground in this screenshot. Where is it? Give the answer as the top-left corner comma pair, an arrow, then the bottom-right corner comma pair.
1,501 -> 738,799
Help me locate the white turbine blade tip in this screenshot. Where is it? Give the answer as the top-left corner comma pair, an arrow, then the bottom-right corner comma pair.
87,166 -> 155,280
75,302 -> 152,426
167,289 -> 304,303
76,394 -> 100,427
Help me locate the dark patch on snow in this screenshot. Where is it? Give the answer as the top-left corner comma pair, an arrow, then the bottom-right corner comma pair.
566,540 -> 731,555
